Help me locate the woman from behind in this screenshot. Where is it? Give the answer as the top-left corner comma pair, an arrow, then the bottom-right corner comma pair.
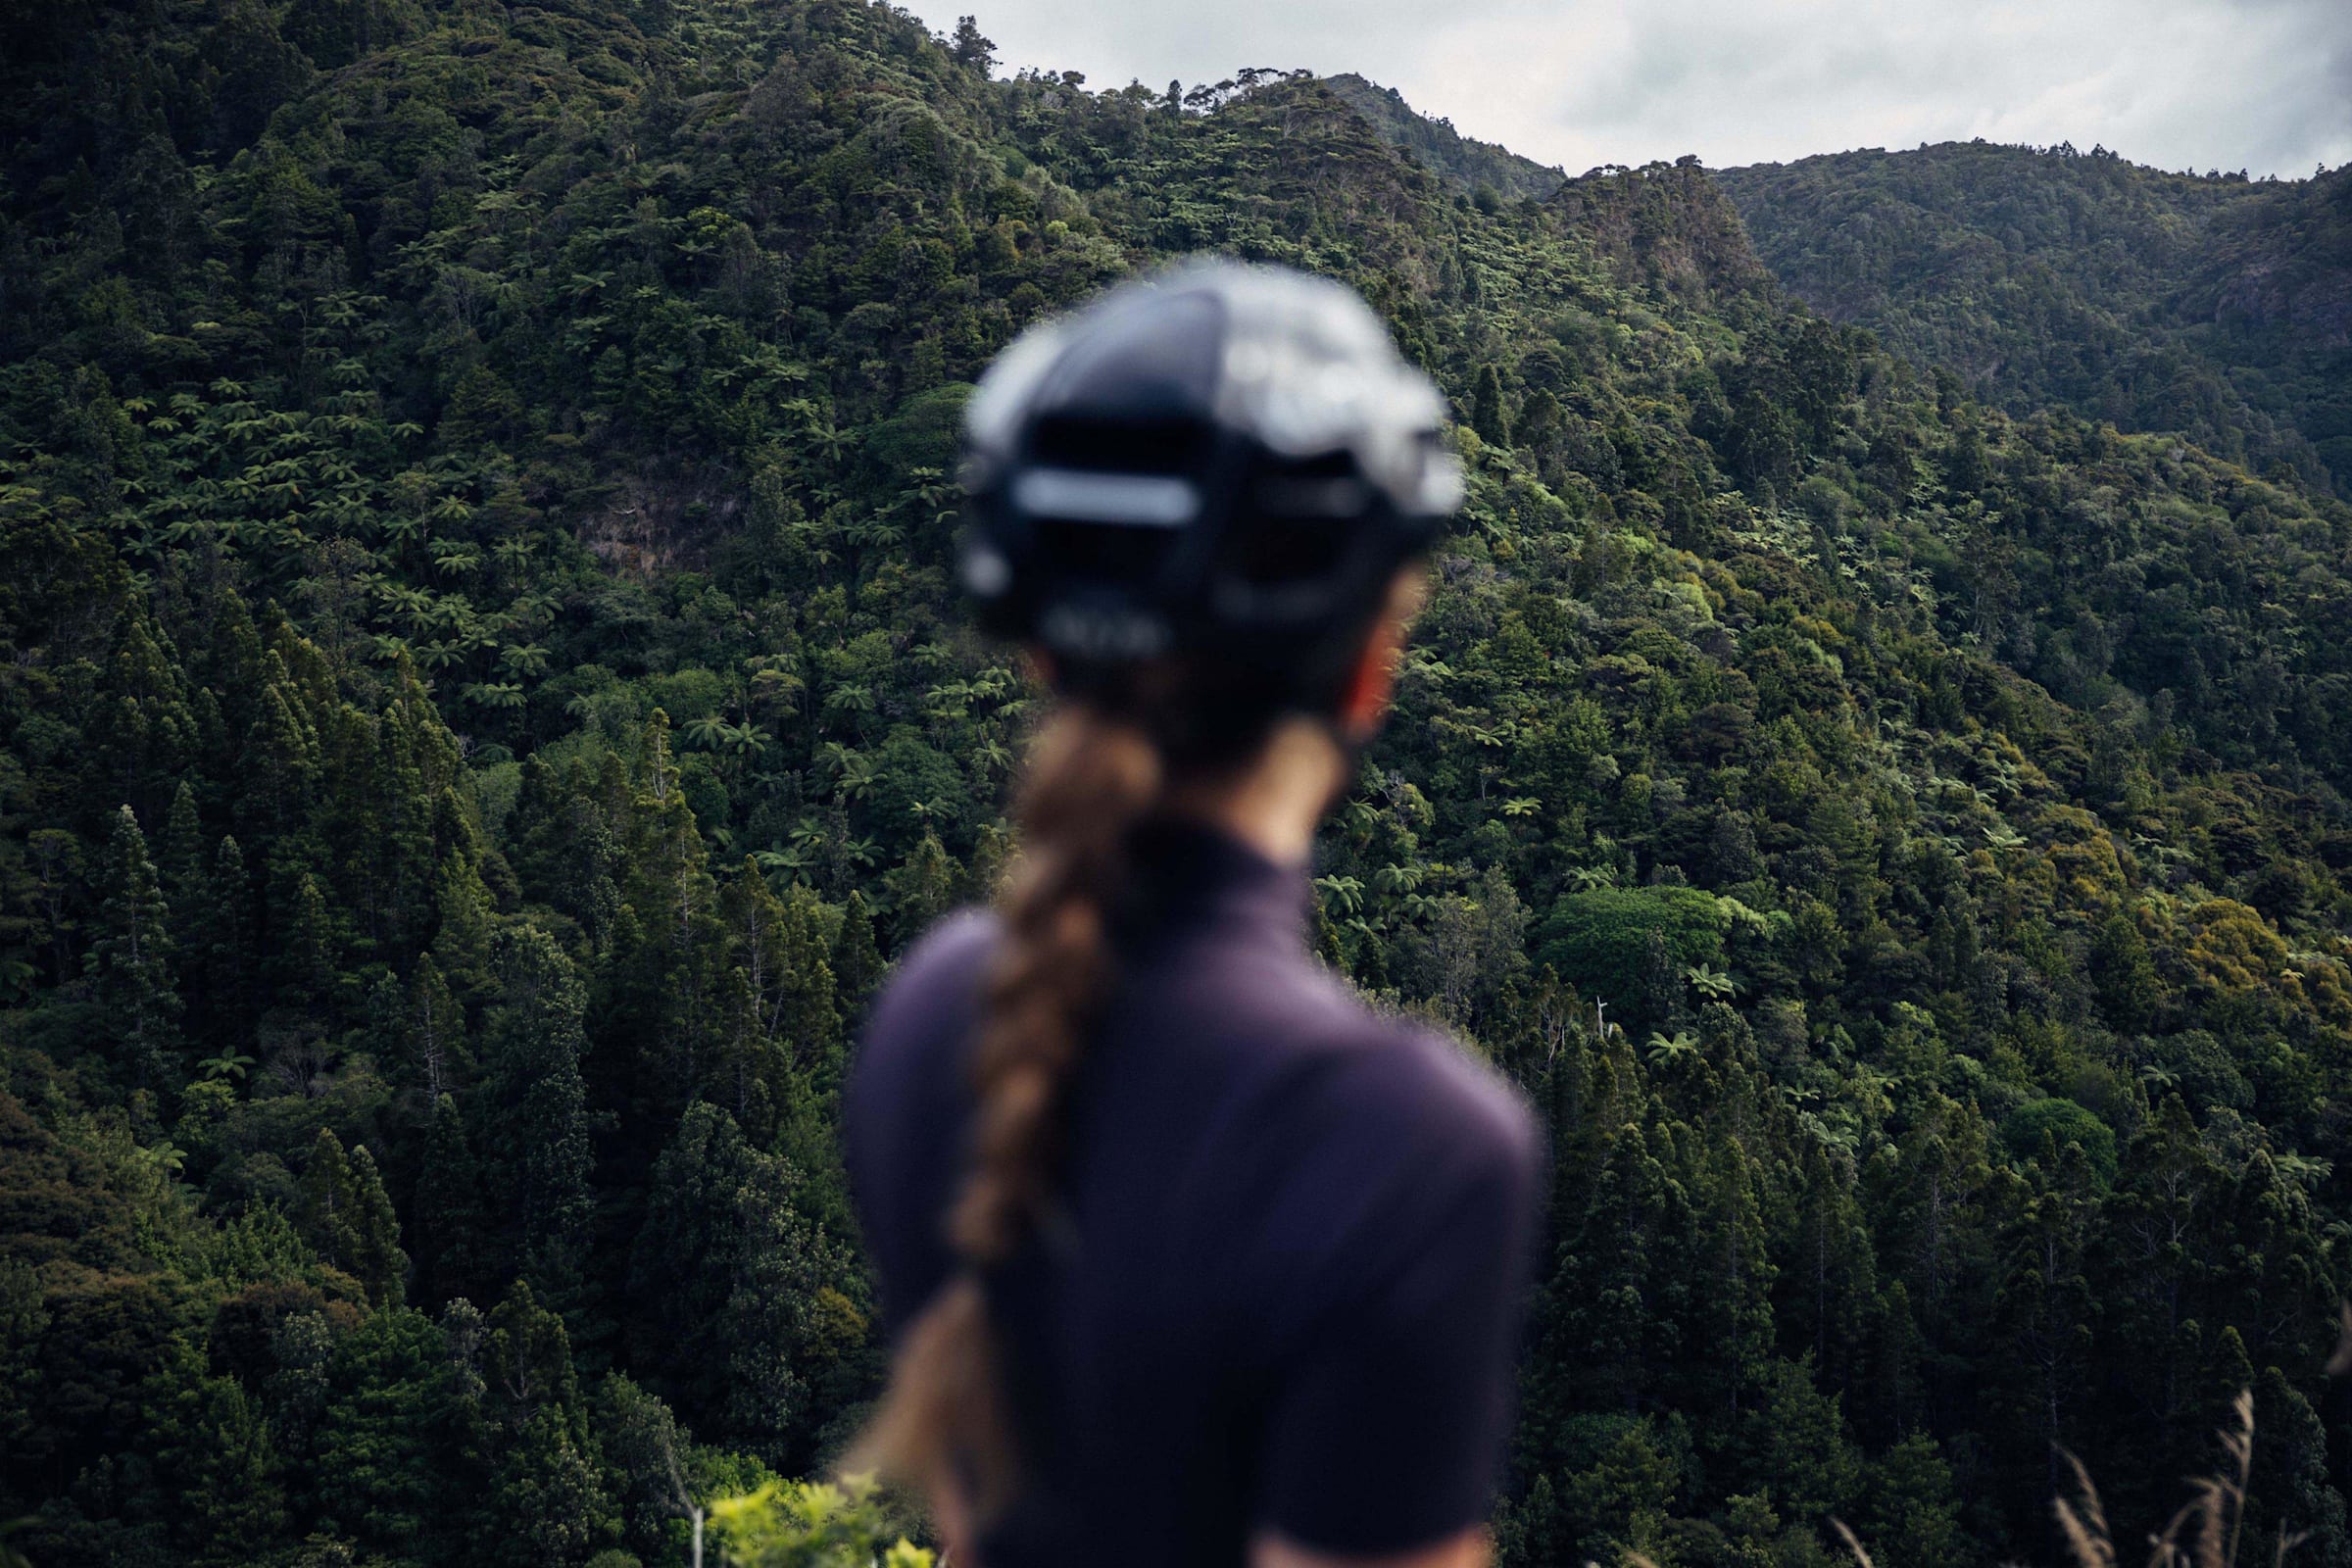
845,260 -> 1544,1568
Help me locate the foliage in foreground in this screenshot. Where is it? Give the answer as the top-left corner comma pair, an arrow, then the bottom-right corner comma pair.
709,1477 -> 928,1568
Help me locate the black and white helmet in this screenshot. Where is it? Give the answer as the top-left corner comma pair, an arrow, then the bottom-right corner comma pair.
959,259 -> 1462,715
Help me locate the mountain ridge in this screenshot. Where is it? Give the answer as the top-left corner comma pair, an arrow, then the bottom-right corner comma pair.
1319,78 -> 2351,496
1320,73 -> 1567,203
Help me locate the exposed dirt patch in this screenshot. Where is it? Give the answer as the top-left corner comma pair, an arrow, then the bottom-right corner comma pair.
577,470 -> 745,578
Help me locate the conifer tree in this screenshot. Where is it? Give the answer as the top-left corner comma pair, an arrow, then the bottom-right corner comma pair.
1698,1134 -> 1776,1422
1986,1141 -> 2093,1509
601,1372 -> 709,1565
207,833 -> 256,1038
89,803 -> 180,1087
485,1281 -> 619,1565
479,927 -> 596,1303
830,889 -> 883,1014
885,830 -> 957,948
948,14 -> 995,71
627,1102 -> 860,1458
1783,1138 -> 1879,1411
2091,1092 -> 2220,1494
488,1279 -> 584,1434
713,861 -> 841,1120
1471,363 -> 1510,446
148,1348 -> 288,1566
311,1305 -> 466,1559
1636,926 -> 1688,1036
1852,1432 -> 1965,1568
240,677 -> 320,840
273,867 -> 338,1008
428,853 -> 495,999
86,615 -> 196,817
373,717 -> 440,951
2250,1365 -> 2351,1566
413,1092 -> 484,1307
402,956 -> 468,1102
2089,908 -> 2159,1032
296,1126 -> 360,1272
497,1405 -> 619,1567
613,710 -> 724,1106
346,1144 -> 409,1307
1739,1355 -> 1861,1528
157,781 -> 208,960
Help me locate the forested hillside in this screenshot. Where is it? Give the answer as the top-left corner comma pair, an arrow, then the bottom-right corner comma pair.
5,3 -> 2352,1565
1322,74 -> 1567,205
1717,143 -> 2352,499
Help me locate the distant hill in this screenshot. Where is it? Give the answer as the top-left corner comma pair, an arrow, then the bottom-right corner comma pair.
1323,73 -> 1566,203
1718,142 -> 2352,496
1545,156 -> 1772,307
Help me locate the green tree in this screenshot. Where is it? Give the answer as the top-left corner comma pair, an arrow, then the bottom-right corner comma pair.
206,833 -> 257,1038
627,1102 -> 863,1465
313,1306 -> 466,1558
1740,1356 -> 1860,1529
1471,363 -> 1510,445
1852,1432 -> 1967,1568
148,1347 -> 288,1566
486,1282 -> 616,1567
478,928 -> 596,1302
345,1144 -> 409,1307
948,15 -> 995,72
830,891 -> 884,1013
412,1092 -> 484,1307
2089,909 -> 2160,1033
295,1126 -> 360,1274
883,831 -> 958,950
89,804 -> 180,1087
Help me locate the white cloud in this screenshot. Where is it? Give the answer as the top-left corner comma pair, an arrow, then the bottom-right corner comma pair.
892,0 -> 2352,177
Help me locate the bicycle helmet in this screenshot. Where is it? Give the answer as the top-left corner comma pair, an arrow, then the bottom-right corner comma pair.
958,260 -> 1462,719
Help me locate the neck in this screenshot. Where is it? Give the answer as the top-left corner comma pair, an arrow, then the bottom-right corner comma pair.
1158,717 -> 1346,867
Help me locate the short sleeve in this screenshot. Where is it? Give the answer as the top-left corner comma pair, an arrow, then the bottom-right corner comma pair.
843,910 -> 998,1335
1255,1062 -> 1543,1555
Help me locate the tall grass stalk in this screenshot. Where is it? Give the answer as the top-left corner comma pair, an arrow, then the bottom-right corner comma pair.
1821,1386 -> 2308,1568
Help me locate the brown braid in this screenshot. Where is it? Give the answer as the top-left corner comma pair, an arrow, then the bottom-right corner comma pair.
849,703 -> 1163,1519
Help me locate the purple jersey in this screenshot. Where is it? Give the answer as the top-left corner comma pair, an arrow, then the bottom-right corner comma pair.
846,821 -> 1544,1564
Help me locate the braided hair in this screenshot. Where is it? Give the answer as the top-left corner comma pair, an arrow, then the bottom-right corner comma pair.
850,703 -> 1163,1516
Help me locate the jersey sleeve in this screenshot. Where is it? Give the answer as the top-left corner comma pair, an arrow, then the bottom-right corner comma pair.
1254,1047 -> 1544,1555
842,910 -> 998,1335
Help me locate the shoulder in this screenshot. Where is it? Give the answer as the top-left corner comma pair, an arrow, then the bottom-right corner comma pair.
843,908 -> 1001,1328
1238,1005 -> 1544,1304
848,908 -> 998,1121
1344,1018 -> 1537,1152
844,913 -> 997,1182
863,908 -> 1000,1052
1307,1018 -> 1543,1208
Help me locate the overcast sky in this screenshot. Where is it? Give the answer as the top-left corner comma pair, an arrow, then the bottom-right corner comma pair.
894,0 -> 2352,179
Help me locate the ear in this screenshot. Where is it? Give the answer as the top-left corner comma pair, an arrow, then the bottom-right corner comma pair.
1336,567 -> 1426,741
1336,615 -> 1405,741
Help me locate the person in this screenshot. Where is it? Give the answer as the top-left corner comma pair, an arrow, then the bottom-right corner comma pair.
844,260 -> 1544,1568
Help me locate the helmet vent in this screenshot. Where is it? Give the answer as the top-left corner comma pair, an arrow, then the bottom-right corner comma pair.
1036,519 -> 1179,584
1026,415 -> 1205,473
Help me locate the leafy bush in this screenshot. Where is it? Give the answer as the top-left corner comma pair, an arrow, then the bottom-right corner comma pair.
709,1478 -> 931,1568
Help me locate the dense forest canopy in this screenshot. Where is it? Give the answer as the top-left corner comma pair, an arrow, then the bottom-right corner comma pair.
1320,74 -> 1568,207
4,1 -> 2352,1565
1715,142 -> 2352,500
